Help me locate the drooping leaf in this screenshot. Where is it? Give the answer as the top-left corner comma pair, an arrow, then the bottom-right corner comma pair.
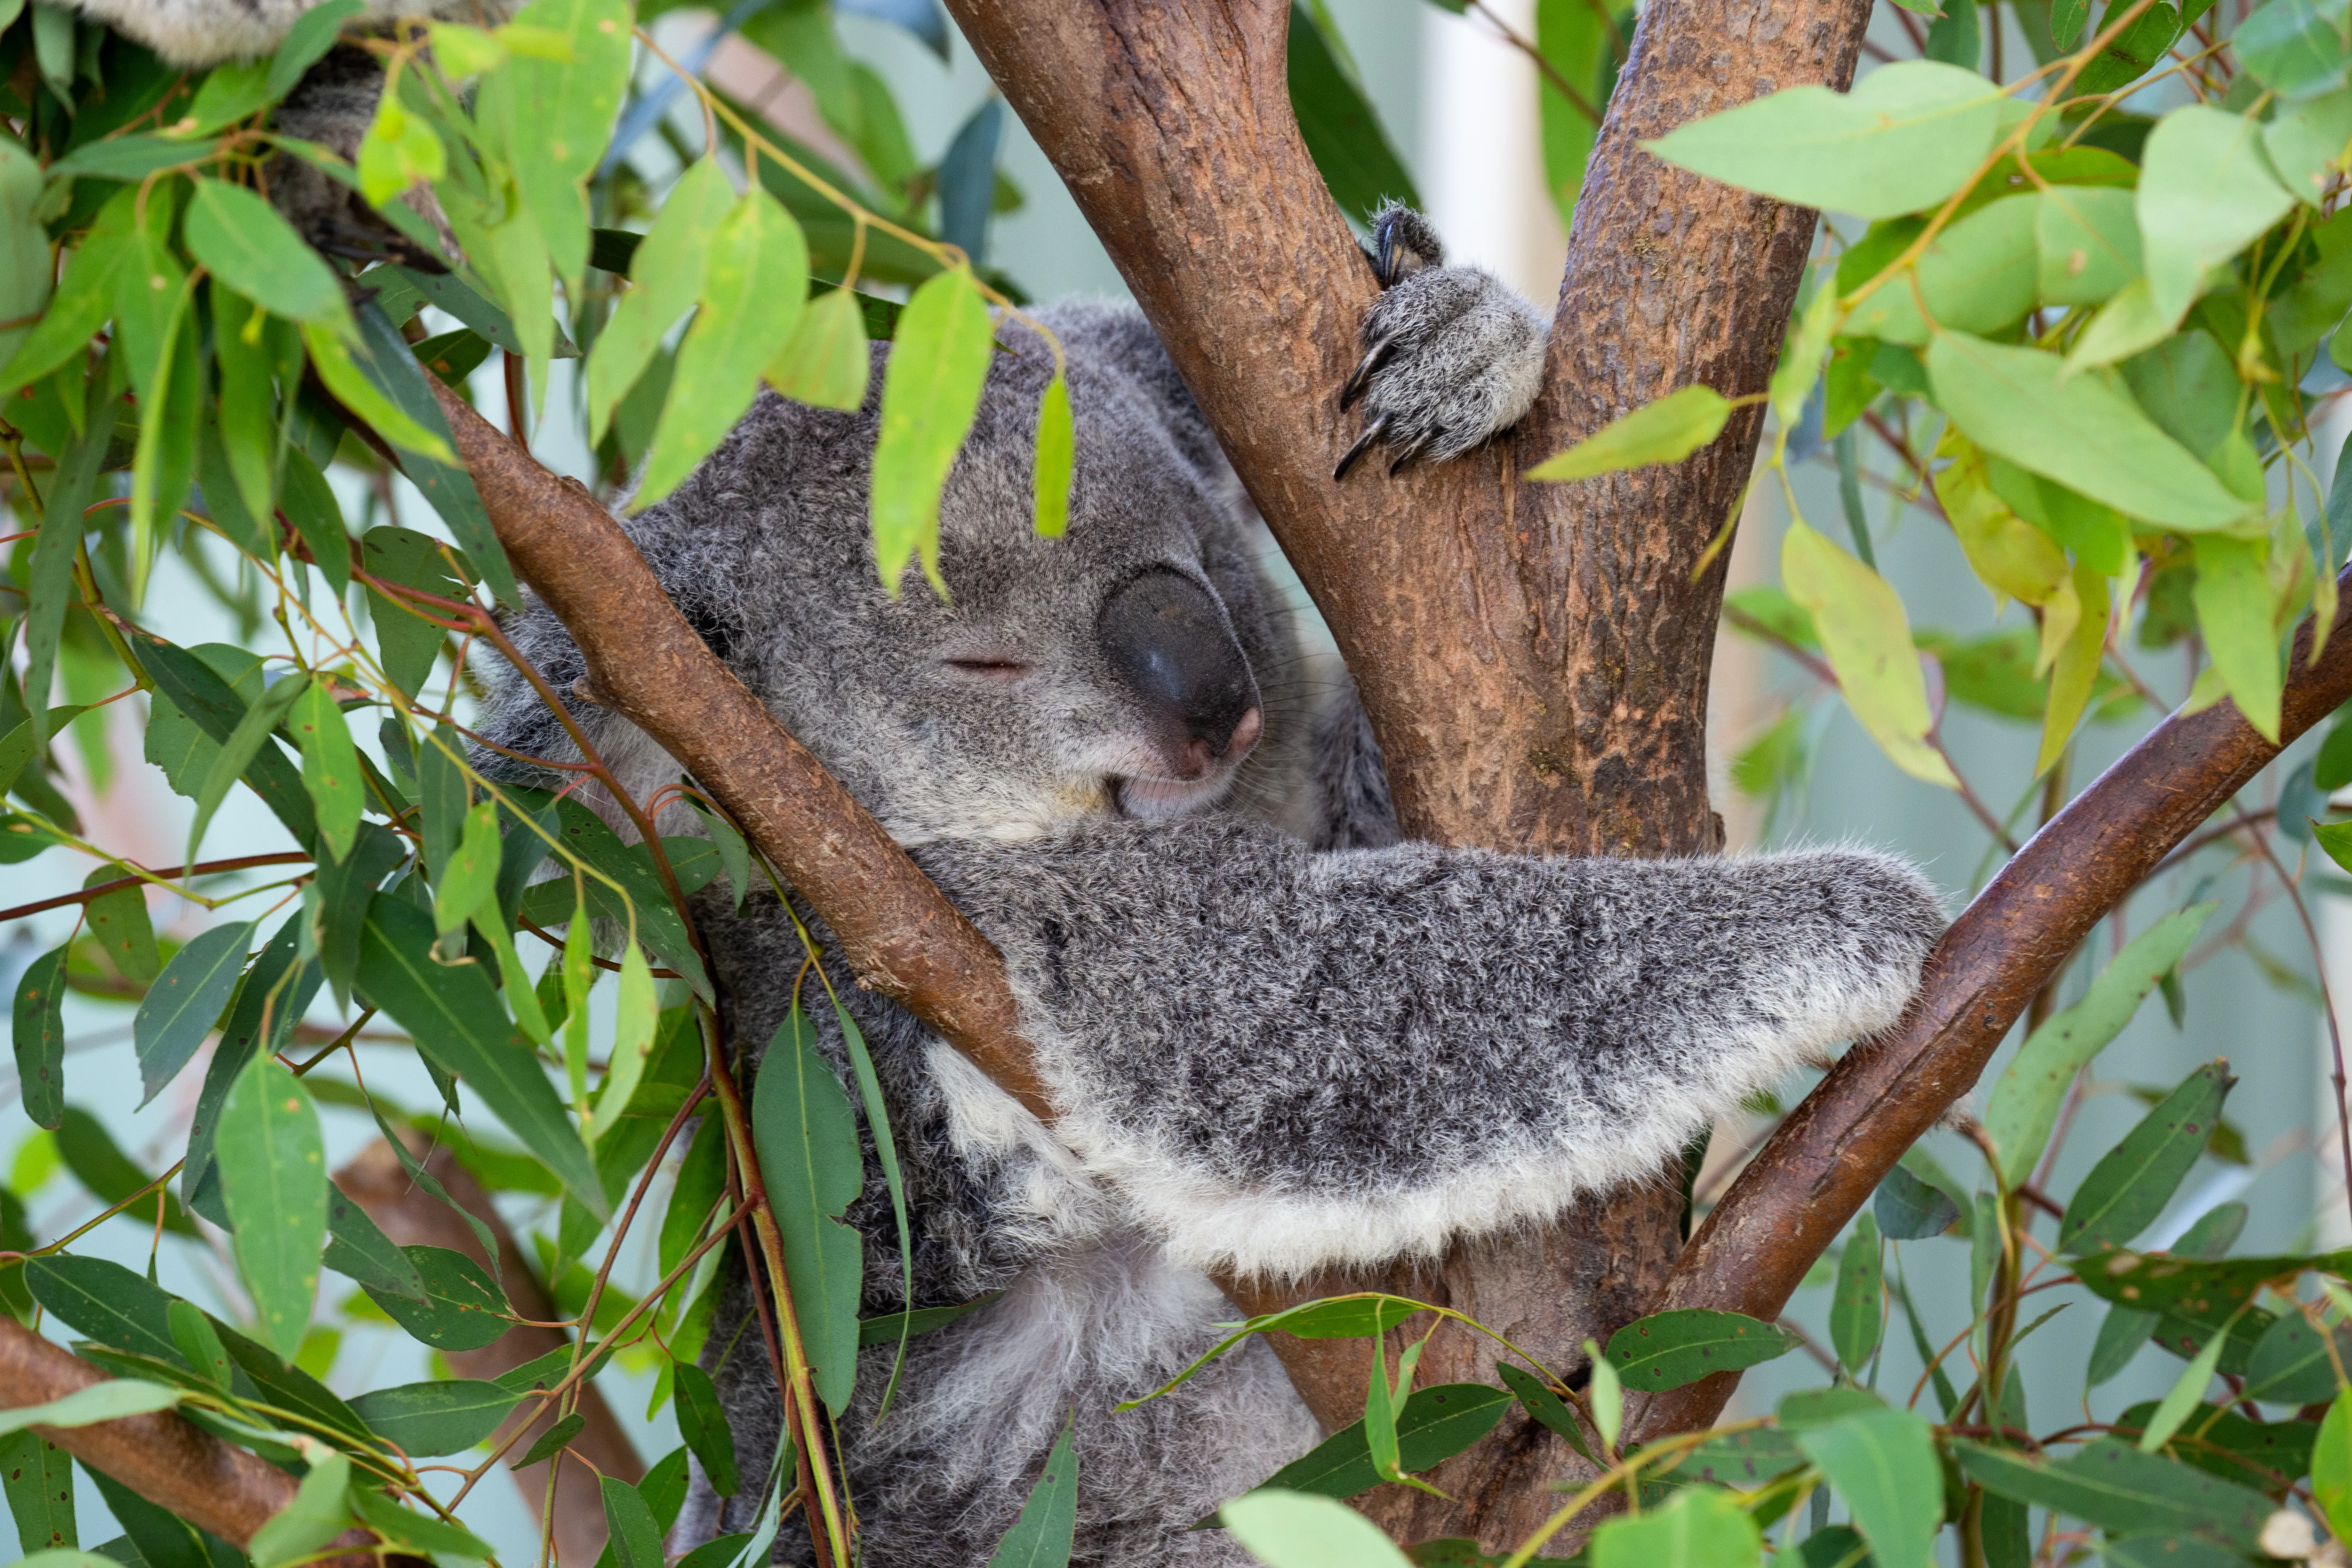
1525,385 -> 1731,482
587,941 -> 659,1143
288,679 -> 364,863
0,1429 -> 77,1554
1286,3 -> 1421,223
2243,1310 -> 2352,1405
673,1362 -> 740,1498
1984,904 -> 2214,1186
767,287 -> 871,411
1830,1212 -> 1885,1372
1642,60 -> 2004,220
83,872 -> 160,989
1032,368 -> 1074,539
1795,1408 -> 1943,1568
585,157 -> 734,444
183,180 -> 349,328
2059,1061 -> 2234,1255
2138,105 -> 2297,325
1602,1310 -> 1801,1393
217,1054 -> 328,1360
12,946 -> 67,1130
1873,1157 -> 1963,1240
600,1475 -> 664,1568
634,190 -> 812,506
1781,521 -> 1957,787
2191,532 -> 2285,742
138,638 -> 319,848
987,1411 -> 1079,1567
0,1384 -> 183,1441
475,0 -> 633,288
870,266 -> 996,593
2316,1392 -> 2352,1542
751,1005 -> 864,1414
132,922 -> 255,1110
245,1448 -> 350,1568
2138,1321 -> 2231,1452
1954,1436 -> 2269,1549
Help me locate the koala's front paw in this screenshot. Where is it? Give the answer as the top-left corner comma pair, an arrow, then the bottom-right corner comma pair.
1335,206 -> 1550,480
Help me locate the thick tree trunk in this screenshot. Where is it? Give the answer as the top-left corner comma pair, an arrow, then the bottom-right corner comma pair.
942,0 -> 1866,1544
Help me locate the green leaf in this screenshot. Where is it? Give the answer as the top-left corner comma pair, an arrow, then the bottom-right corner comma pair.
2239,0 -> 2352,97
1250,1385 -> 1513,1501
1846,194 -> 2038,346
133,922 -> 255,1109
83,872 -> 160,989
1221,1491 -> 1412,1568
2244,1310 -> 2352,1404
1830,1212 -> 1886,1372
2191,533 -> 2285,742
2078,1251 -> 2349,1330
185,672 -> 309,868
767,286 -> 871,411
1286,3 -> 1421,222
2099,1535 -> 2256,1568
2139,105 -> 2297,325
587,942 -> 659,1143
672,1362 -> 739,1498
361,1244 -> 514,1352
1604,1310 -> 1801,1393
0,136 -> 49,378
12,946 -> 67,1130
433,800 -> 503,938
1588,1484 -> 1763,1568
2060,1061 -> 2234,1255
23,1257 -> 182,1368
1795,1408 -> 1942,1568
183,181 -> 348,328
23,373 -> 114,761
322,1181 -> 425,1302
516,796 -> 714,999
2034,184 -> 2143,306
315,823 -> 406,1014
346,1488 -> 496,1559
2117,1398 -> 2318,1482
1873,1155 -> 1963,1240
1588,1337 -> 1623,1452
279,444 -> 352,596
217,1055 -> 327,1360
1033,368 -> 1074,538
302,321 -> 455,463
585,158 -> 734,444
518,1411 -> 587,1468
634,189 -> 812,506
355,893 -> 606,1214
245,1448 -> 349,1568
600,1475 -> 663,1568
2266,87 -> 2352,206
1924,333 -> 2252,532
753,1005 -> 864,1414
2316,1392 -> 2352,1541
0,1383 -> 182,1440
1954,1436 -> 2269,1548
140,638 -> 319,848
0,200 -> 129,403
1525,385 -> 1731,481
0,1429 -> 78,1554
1781,520 -> 1957,787
1676,1427 -> 1804,1489
2091,1304 -> 2162,1386
1984,904 -> 2214,1187
2139,1322 -> 2230,1452
1642,59 -> 2004,220
857,1293 -> 1004,1345
289,680 -> 364,863
870,266 -> 996,593
832,1001 -> 917,1416
988,1412 -> 1079,1566
269,0 -> 364,97
477,0 -> 632,288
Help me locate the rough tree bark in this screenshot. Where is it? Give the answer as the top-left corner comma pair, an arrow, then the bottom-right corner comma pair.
940,0 -> 1868,1542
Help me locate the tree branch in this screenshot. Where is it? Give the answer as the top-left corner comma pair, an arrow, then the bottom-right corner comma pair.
1633,574 -> 2352,1442
0,1318 -> 416,1568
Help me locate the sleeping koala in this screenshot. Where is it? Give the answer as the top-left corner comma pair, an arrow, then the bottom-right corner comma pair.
473,211 -> 1944,1563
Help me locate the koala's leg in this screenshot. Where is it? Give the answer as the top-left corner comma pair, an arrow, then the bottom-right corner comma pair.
1334,205 -> 1551,479
916,824 -> 1943,1280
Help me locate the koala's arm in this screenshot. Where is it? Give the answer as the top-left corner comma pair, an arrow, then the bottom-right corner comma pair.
915,821 -> 1942,1280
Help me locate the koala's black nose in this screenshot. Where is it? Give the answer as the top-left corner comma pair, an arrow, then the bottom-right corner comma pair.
1097,568 -> 1262,777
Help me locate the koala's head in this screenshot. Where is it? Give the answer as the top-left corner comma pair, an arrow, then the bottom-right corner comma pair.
483,303 -> 1319,846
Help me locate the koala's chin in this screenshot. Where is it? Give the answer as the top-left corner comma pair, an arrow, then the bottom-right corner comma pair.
1110,771 -> 1240,820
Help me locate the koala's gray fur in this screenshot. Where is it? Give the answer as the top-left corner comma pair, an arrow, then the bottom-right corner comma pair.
471,256 -> 1942,1565
60,0 -> 512,66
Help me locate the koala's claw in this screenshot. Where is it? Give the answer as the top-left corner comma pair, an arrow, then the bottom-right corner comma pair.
1333,413 -> 1393,482
1336,204 -> 1550,481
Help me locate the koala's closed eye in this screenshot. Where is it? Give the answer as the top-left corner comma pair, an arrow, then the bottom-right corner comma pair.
942,656 -> 1035,681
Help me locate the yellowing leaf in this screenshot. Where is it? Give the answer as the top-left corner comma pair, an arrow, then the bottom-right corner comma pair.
2038,565 -> 2110,775
634,189 -> 812,506
1643,59 -> 2004,220
357,93 -> 446,207
1925,332 -> 2251,532
1932,429 -> 2067,609
1033,366 -> 1073,537
1770,280 -> 1839,429
1525,385 -> 1732,481
767,287 -> 871,411
1782,521 -> 1959,788
871,266 -> 995,593
2192,532 -> 2284,742
426,21 -> 506,76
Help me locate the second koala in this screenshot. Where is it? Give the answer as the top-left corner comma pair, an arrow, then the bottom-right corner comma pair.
477,216 -> 1942,1564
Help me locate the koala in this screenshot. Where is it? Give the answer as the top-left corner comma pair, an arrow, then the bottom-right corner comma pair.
471,208 -> 1944,1565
